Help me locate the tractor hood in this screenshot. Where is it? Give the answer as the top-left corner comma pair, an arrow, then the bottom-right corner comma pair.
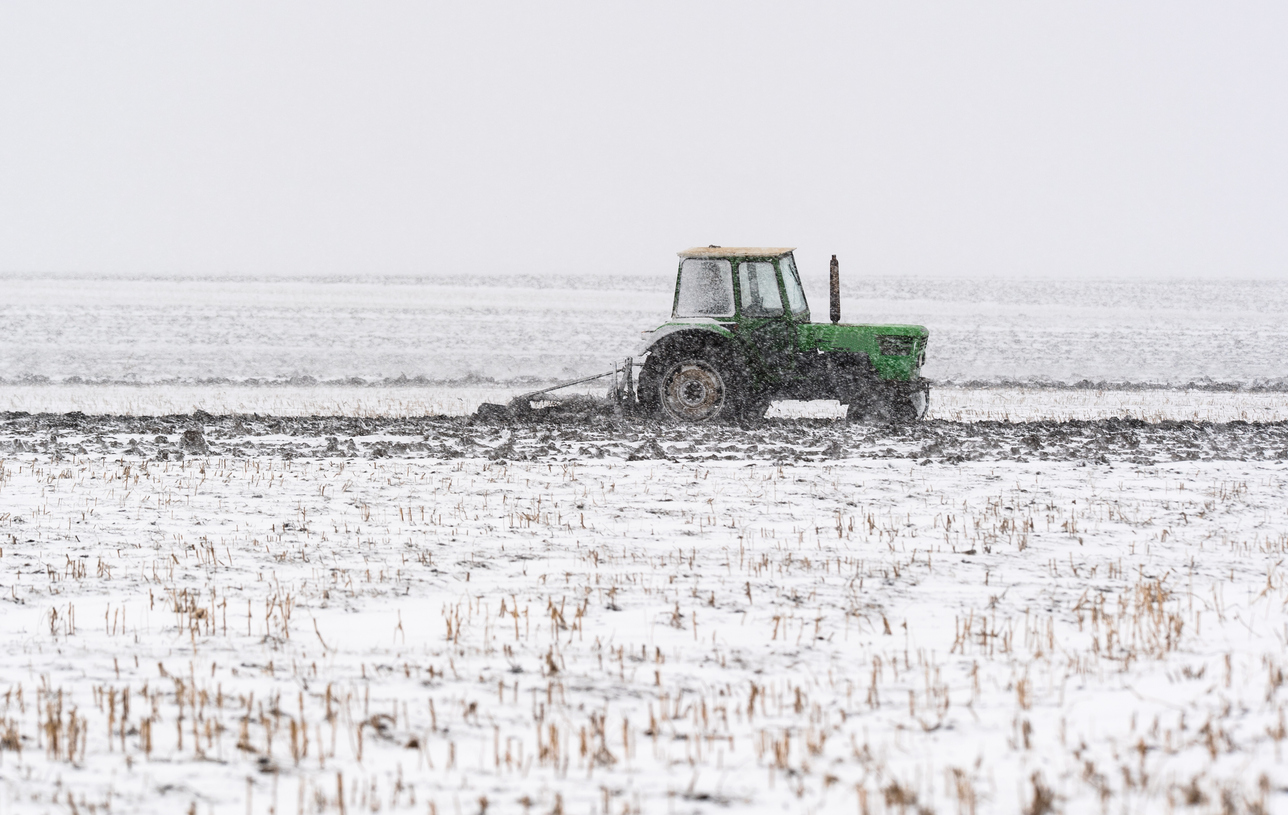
800,322 -> 929,381
802,322 -> 928,349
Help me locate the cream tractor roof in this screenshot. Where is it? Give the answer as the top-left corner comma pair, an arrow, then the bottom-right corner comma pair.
677,247 -> 795,259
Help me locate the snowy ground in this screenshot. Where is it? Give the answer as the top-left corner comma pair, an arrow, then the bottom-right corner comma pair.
2,407 -> 1288,814
0,385 -> 513,421
4,274 -> 1285,814
3,384 -> 1288,424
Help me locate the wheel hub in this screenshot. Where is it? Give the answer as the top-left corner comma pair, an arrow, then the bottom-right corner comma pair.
661,362 -> 725,421
680,380 -> 707,404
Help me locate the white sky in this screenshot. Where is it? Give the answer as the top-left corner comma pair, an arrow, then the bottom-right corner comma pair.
1,2 -> 1285,279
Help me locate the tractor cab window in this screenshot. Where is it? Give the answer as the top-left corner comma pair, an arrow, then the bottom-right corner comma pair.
737,261 -> 784,318
779,254 -> 808,317
675,258 -> 735,318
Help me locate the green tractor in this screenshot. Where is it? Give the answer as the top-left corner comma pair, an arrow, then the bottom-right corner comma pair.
476,246 -> 929,424
635,247 -> 929,423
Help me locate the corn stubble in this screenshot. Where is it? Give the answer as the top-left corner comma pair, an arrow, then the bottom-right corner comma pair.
0,451 -> 1285,814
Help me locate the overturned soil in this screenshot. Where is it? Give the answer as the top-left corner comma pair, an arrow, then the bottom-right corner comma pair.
4,410 -> 1288,465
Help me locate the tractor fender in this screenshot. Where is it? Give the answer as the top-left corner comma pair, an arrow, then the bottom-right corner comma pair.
635,324 -> 748,418
636,320 -> 736,358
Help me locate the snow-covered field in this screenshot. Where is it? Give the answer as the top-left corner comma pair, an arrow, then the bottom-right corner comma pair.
2,411 -> 1288,814
2,274 -> 1287,813
0,385 -> 513,421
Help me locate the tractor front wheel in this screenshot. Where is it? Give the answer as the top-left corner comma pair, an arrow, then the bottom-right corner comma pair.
845,382 -> 929,424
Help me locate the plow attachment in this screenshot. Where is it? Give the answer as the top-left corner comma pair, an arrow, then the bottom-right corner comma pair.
473,358 -> 637,422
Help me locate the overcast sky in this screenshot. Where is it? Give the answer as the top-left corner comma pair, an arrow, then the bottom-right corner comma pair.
1,2 -> 1285,280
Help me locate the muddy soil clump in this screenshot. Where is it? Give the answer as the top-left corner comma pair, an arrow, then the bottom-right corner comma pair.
3,411 -> 1287,464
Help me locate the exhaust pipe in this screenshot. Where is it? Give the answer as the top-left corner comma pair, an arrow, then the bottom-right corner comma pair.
829,254 -> 840,324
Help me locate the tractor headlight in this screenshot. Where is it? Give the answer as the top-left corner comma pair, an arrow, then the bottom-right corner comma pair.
878,335 -> 916,356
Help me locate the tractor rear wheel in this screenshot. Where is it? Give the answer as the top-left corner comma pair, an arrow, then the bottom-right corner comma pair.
642,349 -> 746,423
660,360 -> 732,422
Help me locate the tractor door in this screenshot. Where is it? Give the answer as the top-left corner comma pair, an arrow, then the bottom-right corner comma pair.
734,259 -> 798,390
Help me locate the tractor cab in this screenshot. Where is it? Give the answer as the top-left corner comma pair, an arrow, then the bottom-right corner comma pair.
672,247 -> 807,324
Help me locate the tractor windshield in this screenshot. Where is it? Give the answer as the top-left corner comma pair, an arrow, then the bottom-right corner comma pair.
675,259 -> 735,318
779,254 -> 808,317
